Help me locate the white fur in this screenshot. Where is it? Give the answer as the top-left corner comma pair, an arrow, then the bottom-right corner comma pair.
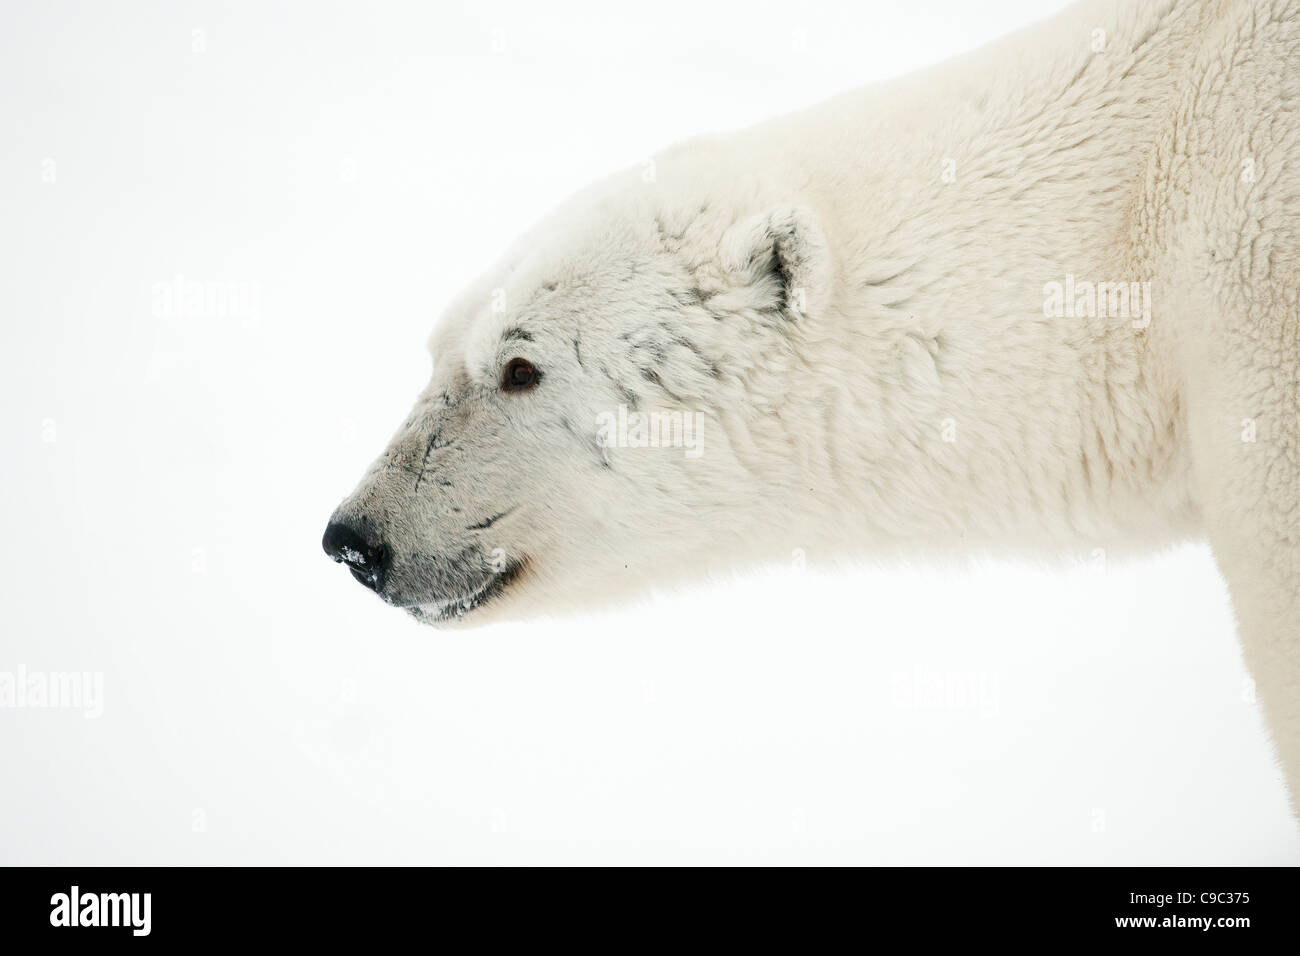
329,0 -> 1300,814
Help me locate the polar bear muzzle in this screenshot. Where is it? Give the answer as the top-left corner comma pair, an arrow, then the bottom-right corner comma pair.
321,519 -> 389,593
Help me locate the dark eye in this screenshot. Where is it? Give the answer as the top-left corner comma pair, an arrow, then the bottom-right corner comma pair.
501,357 -> 540,392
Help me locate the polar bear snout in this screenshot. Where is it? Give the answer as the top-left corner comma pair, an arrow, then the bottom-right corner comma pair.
321,519 -> 390,593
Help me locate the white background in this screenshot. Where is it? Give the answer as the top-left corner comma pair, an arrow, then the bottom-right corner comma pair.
2,0 -> 1295,864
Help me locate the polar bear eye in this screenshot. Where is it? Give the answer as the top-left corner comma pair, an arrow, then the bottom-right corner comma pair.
501,357 -> 541,392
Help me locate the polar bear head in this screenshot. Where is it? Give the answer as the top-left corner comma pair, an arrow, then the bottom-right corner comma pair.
323,161 -> 832,626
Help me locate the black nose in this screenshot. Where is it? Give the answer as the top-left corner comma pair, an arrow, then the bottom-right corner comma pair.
322,521 -> 389,592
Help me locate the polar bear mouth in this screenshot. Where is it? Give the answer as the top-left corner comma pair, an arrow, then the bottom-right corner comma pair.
403,558 -> 526,624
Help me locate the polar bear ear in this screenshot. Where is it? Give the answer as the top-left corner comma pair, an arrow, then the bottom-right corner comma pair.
719,205 -> 829,320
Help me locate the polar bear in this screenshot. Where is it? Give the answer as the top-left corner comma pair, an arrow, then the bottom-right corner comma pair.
324,0 -> 1300,813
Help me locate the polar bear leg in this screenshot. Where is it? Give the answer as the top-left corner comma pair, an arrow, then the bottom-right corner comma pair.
1183,279 -> 1300,815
